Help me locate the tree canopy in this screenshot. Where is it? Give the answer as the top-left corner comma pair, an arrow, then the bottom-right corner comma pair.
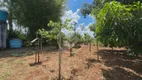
0,0 -> 66,39
81,0 -> 142,56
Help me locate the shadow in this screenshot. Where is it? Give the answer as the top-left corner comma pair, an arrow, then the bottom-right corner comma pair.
0,45 -> 58,58
29,62 -> 42,66
85,58 -> 100,69
102,67 -> 142,80
0,47 -> 36,58
98,49 -> 142,79
86,58 -> 99,63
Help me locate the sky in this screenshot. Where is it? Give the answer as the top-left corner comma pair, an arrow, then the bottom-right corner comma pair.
61,0 -> 95,37
62,0 -> 95,27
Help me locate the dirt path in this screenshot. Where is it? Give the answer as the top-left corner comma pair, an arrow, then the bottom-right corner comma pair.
0,45 -> 142,80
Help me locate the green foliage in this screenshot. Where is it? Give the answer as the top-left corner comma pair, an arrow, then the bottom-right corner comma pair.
39,21 -> 64,41
81,3 -> 93,18
81,0 -> 142,55
89,23 -> 96,32
83,33 -> 92,43
96,1 -> 130,47
94,1 -> 142,55
39,20 -> 81,44
81,0 -> 142,17
8,30 -> 27,40
81,0 -> 112,17
1,0 -> 66,39
116,0 -> 142,4
11,51 -> 35,57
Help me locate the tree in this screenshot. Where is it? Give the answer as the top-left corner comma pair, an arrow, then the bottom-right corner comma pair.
81,0 -> 142,17
38,20 -> 82,79
61,27 -> 82,56
39,21 -> 65,48
95,1 -> 142,56
83,31 -> 95,52
81,0 -> 142,56
0,0 -> 66,39
39,20 -> 65,80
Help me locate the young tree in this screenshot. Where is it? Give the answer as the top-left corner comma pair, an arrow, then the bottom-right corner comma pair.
39,20 -> 66,80
39,21 -> 65,48
61,27 -> 81,56
84,32 -> 94,52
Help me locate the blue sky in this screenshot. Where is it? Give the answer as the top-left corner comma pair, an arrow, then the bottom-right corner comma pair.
65,0 -> 95,27
61,0 -> 95,37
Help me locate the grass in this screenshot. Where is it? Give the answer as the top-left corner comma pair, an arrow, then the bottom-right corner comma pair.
0,71 -> 11,80
0,63 -> 11,80
0,45 -> 141,80
11,51 -> 35,57
0,59 -> 25,80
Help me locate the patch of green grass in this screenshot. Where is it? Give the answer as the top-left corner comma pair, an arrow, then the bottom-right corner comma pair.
11,51 -> 35,57
0,64 -> 3,68
0,71 -> 11,80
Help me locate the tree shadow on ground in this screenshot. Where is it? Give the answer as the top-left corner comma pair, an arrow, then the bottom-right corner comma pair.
86,58 -> 100,63
0,46 -> 58,58
98,49 -> 142,80
85,58 -> 100,69
102,67 -> 142,80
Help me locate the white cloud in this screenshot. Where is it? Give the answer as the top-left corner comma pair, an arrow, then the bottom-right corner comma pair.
82,23 -> 92,31
61,22 -> 95,38
61,9 -> 95,38
75,22 -> 95,38
61,9 -> 81,24
82,23 -> 95,37
76,9 -> 80,13
88,14 -> 94,19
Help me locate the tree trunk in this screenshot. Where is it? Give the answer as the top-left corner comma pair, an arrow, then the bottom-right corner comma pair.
112,47 -> 113,53
96,41 -> 99,52
96,41 -> 99,61
58,50 -> 62,80
89,43 -> 91,52
70,42 -> 73,56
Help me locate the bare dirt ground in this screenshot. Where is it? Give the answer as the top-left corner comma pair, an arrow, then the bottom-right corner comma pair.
0,45 -> 142,80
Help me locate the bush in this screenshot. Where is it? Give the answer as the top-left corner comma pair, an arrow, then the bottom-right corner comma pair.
8,30 -> 27,40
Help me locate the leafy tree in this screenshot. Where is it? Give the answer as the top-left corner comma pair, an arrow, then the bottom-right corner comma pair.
61,27 -> 82,56
95,1 -> 142,56
81,0 -> 142,17
0,0 -> 66,39
39,21 -> 65,48
81,0 -> 112,17
81,0 -> 142,56
39,21 -> 65,80
39,20 -> 67,80
116,0 -> 142,4
39,20 -> 84,56
83,32 -> 95,52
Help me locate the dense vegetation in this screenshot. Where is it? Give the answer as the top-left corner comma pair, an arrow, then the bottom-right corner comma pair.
0,0 -> 66,39
81,0 -> 142,56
